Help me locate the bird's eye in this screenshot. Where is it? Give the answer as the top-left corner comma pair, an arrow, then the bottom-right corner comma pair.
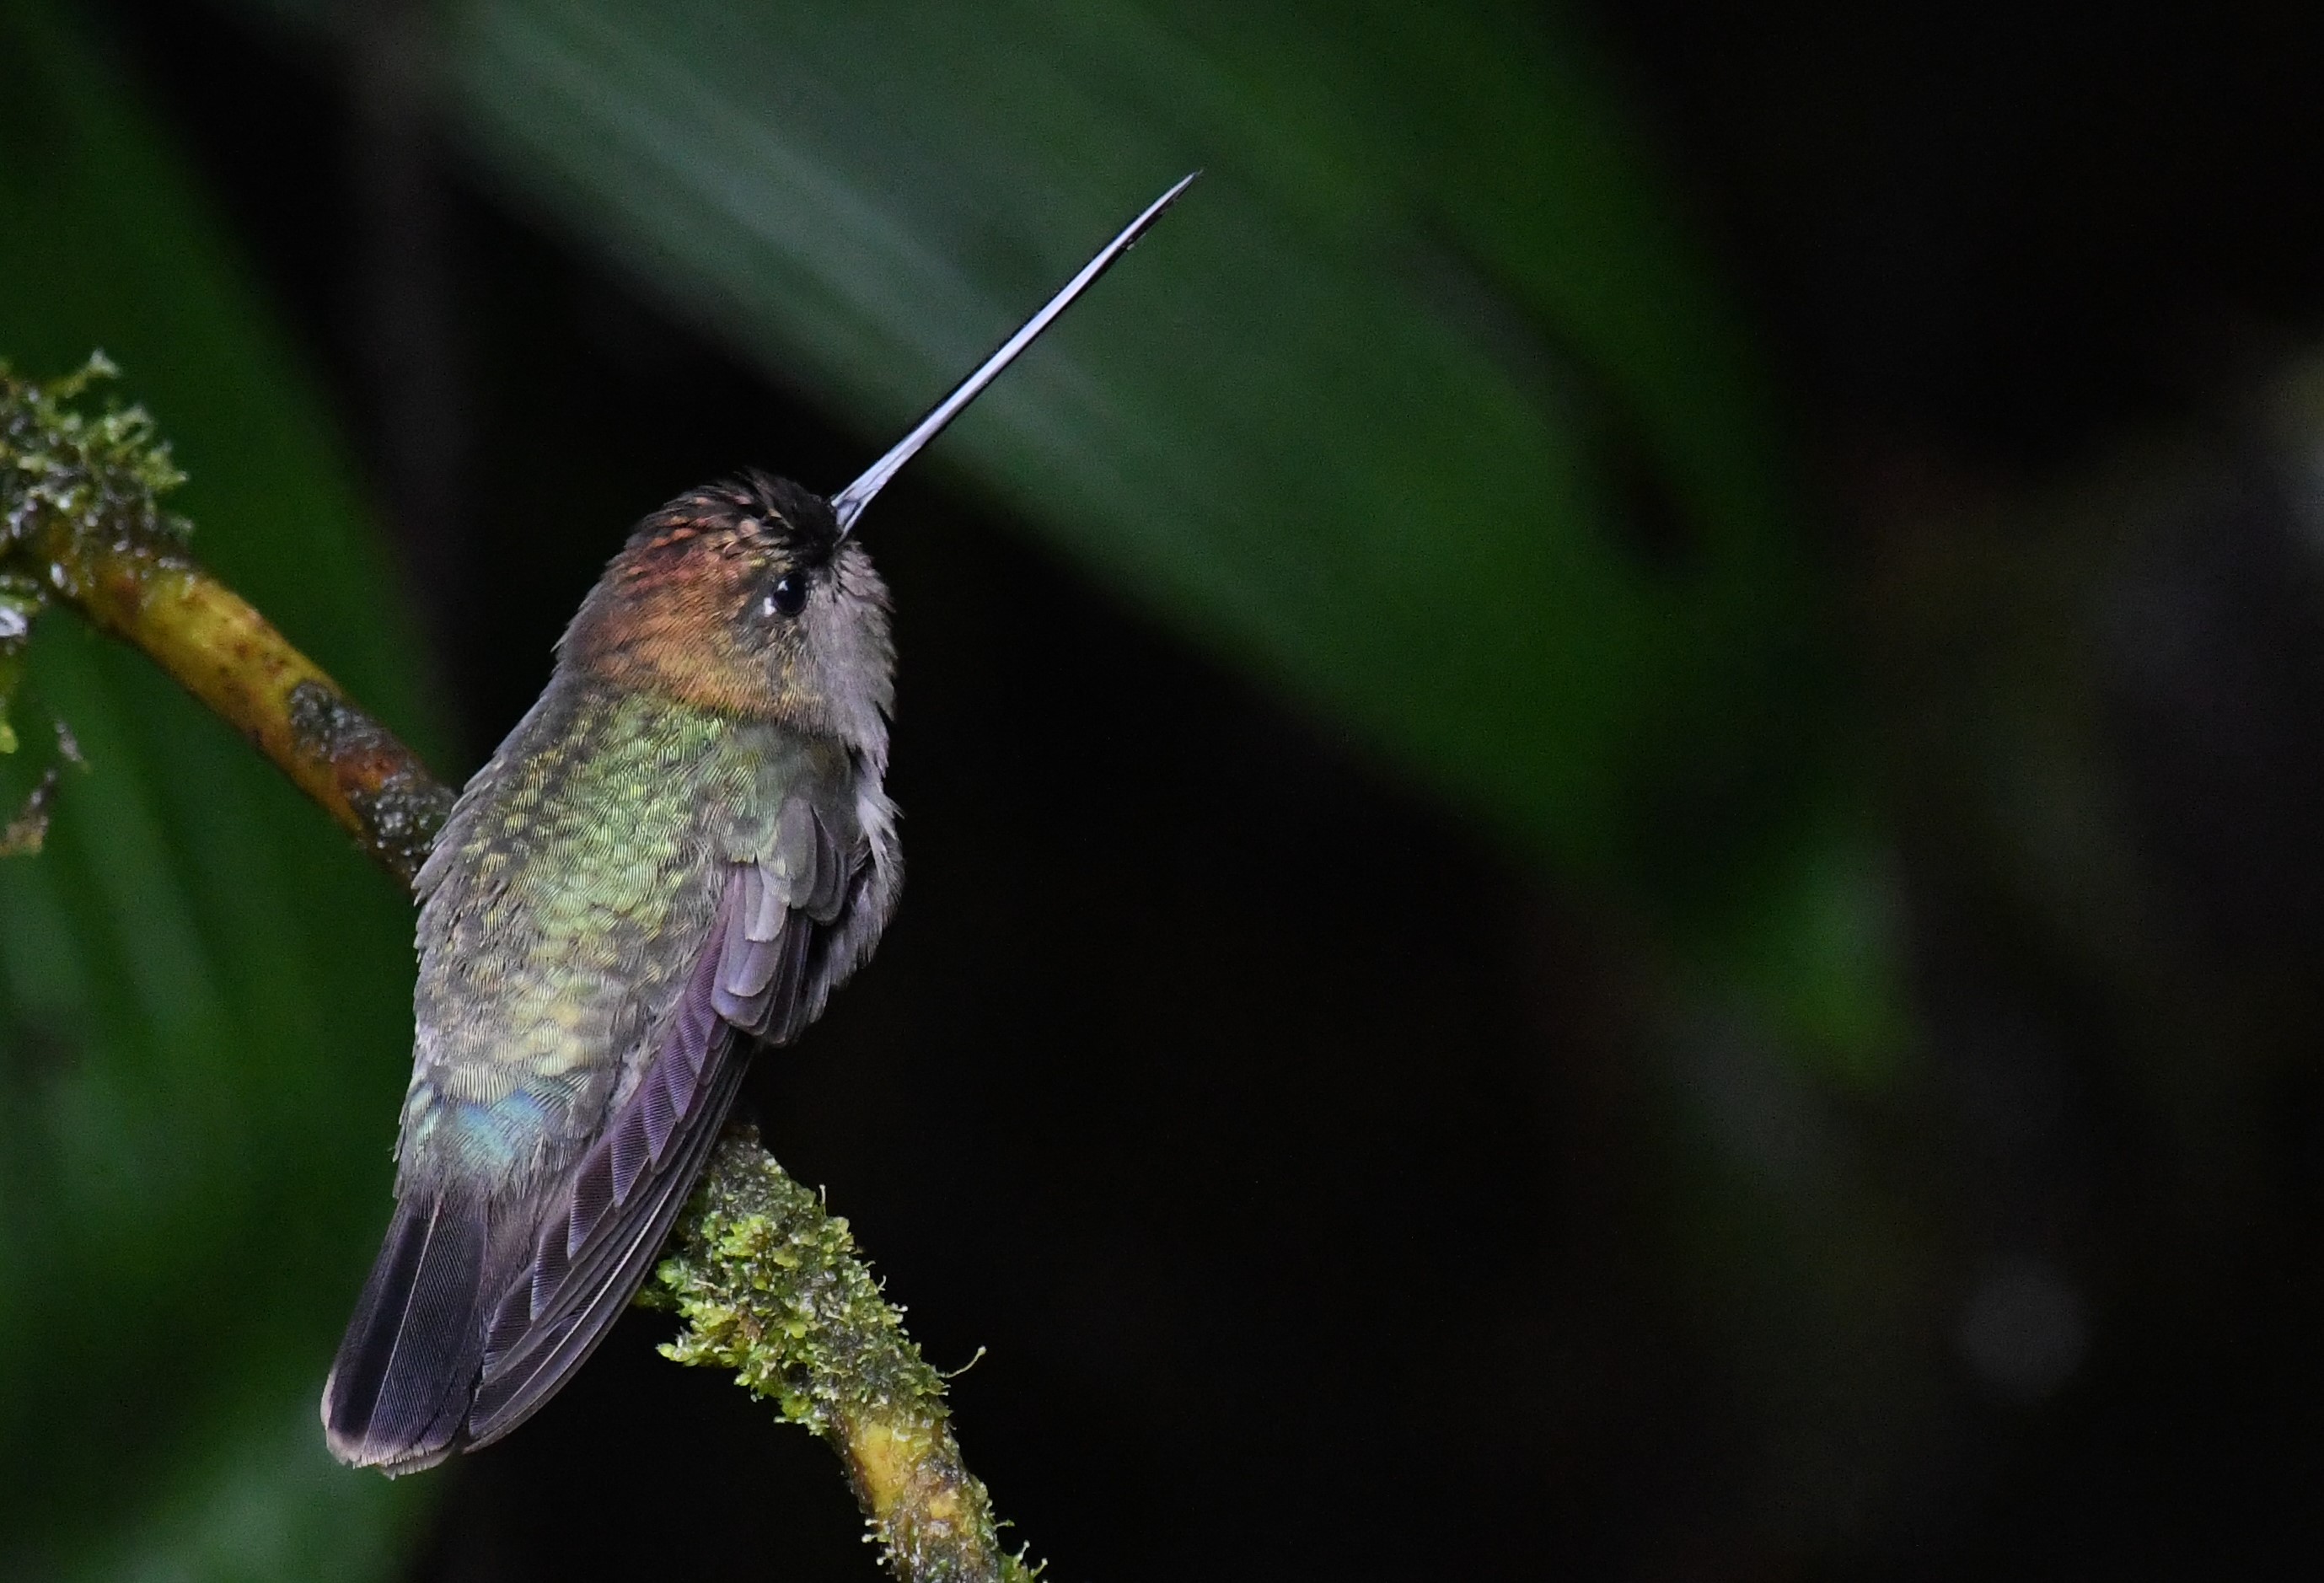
764,572 -> 808,620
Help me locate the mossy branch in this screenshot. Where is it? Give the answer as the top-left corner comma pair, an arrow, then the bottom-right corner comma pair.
0,354 -> 451,881
0,357 -> 1031,1581
647,1130 -> 1037,1581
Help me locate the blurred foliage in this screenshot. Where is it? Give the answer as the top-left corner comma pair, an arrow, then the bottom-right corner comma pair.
0,0 -> 439,1573
242,0 -> 1895,1063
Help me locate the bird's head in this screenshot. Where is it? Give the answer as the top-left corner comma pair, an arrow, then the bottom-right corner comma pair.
562,472 -> 894,760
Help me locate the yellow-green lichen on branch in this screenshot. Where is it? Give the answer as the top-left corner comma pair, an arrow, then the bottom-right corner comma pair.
650,1127 -> 1041,1583
0,356 -> 451,880
0,354 -> 167,762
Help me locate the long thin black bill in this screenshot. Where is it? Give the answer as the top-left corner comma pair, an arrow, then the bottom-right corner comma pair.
829,170 -> 1200,536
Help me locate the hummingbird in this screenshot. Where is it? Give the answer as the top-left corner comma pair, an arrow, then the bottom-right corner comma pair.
323,173 -> 1197,1473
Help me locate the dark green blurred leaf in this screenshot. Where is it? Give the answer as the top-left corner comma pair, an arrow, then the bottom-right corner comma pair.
253,0 -> 1844,947
230,0 -> 1900,1057
450,0 -> 1806,865
0,0 -> 437,1571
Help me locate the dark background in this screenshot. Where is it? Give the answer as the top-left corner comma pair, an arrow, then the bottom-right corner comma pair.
15,1 -> 2324,1576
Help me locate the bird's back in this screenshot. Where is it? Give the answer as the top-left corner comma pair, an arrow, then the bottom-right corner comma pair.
405,677 -> 771,1188
324,675 -> 824,1472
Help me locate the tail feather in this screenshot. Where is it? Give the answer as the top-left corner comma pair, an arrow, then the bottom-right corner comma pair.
320,1188 -> 513,1475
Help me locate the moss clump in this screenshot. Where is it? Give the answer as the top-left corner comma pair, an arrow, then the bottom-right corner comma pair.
0,573 -> 43,756
650,1128 -> 1041,1583
0,354 -> 178,834
0,354 -> 190,566
0,354 -> 185,760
